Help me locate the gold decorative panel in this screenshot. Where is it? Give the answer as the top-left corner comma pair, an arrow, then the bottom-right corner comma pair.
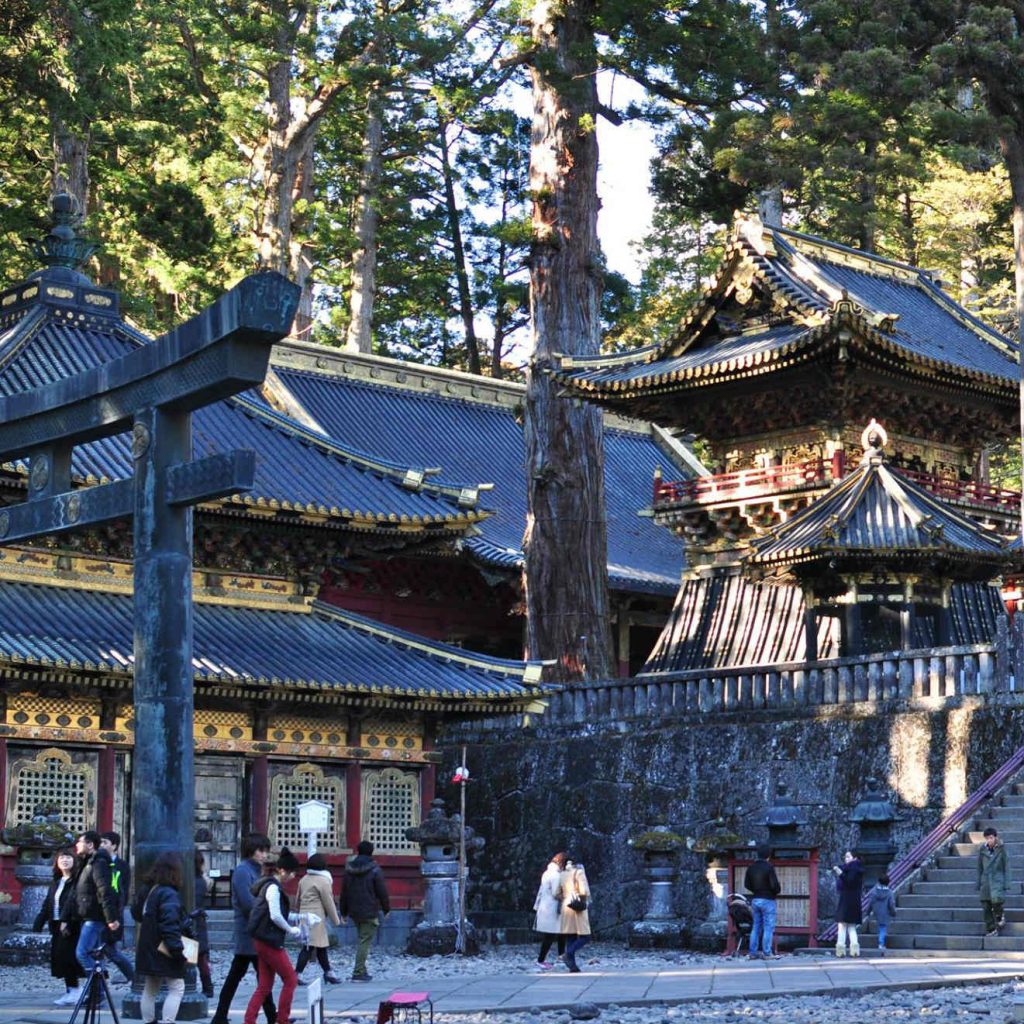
115,703 -> 134,734
268,714 -> 347,747
361,767 -> 420,854
360,716 -> 423,752
195,710 -> 252,741
269,763 -> 344,852
7,695 -> 101,731
6,748 -> 96,835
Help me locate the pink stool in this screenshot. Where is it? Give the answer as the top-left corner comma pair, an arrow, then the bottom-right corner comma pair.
375,990 -> 434,1024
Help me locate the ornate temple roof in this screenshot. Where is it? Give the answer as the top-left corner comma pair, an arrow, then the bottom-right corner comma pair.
0,278 -> 492,534
749,423 -> 1009,576
264,345 -> 694,595
0,576 -> 546,707
549,217 -> 1018,428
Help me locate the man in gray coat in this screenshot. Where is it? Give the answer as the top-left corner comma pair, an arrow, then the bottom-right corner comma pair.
978,827 -> 1010,937
210,833 -> 274,1024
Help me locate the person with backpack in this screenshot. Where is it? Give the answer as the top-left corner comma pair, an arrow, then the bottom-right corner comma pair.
867,873 -> 897,955
339,840 -> 390,982
99,831 -> 134,984
243,848 -> 313,1024
131,853 -> 189,1024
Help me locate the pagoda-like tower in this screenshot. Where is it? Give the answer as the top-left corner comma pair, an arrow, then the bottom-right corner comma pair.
552,216 -> 1019,670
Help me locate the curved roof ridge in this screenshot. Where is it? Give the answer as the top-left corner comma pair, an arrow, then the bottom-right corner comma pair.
230,393 -> 496,506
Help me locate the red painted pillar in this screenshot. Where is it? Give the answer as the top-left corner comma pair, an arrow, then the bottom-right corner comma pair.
0,736 -> 7,824
97,749 -> 116,831
346,718 -> 362,850
251,757 -> 269,835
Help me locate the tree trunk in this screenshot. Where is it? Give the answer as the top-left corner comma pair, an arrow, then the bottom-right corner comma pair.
291,136 -> 316,339
346,88 -> 384,353
51,120 -> 89,214
522,0 -> 612,681
439,119 -> 482,374
999,129 -> 1024,541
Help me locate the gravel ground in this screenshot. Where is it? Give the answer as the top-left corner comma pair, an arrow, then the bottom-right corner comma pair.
5,944 -> 1022,1022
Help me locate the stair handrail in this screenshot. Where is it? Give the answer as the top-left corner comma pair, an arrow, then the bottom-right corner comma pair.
817,741 -> 1024,943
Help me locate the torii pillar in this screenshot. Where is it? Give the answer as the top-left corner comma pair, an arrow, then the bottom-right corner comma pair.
0,196 -> 299,1017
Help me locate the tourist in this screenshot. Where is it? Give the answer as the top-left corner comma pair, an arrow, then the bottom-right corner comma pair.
194,851 -> 214,998
63,830 -> 120,976
532,851 -> 566,970
209,832 -> 276,1024
131,852 -> 189,1024
33,845 -> 83,1006
339,839 -> 391,981
743,843 -> 782,960
99,831 -> 134,984
294,852 -> 341,984
560,860 -> 592,973
833,851 -> 864,957
867,873 -> 897,955
243,848 -> 305,1024
978,827 -> 1009,937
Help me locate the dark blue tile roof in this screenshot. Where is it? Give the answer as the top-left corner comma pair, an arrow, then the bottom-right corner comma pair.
552,222 -> 1017,391
0,579 -> 543,701
0,308 -> 488,527
272,367 -> 686,594
750,454 -> 1007,566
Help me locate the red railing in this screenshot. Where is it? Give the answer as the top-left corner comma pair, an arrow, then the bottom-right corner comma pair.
654,460 -> 830,505
899,469 -> 1020,510
655,462 -> 1022,513
818,740 -> 1024,943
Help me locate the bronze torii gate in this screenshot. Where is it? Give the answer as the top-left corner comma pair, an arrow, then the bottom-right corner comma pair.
0,200 -> 298,1014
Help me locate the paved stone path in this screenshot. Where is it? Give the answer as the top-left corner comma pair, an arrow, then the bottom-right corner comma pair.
2,953 -> 1024,1022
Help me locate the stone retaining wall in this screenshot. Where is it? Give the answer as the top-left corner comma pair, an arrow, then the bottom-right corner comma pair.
444,693 -> 1024,946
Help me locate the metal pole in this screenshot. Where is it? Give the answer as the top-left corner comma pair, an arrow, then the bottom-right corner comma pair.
457,745 -> 467,954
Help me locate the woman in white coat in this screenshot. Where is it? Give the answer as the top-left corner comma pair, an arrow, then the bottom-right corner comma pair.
533,852 -> 567,969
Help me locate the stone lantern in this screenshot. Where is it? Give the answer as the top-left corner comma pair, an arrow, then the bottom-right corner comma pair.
0,806 -> 73,965
764,783 -> 808,852
627,826 -> 687,948
849,777 -> 900,889
404,798 -> 484,956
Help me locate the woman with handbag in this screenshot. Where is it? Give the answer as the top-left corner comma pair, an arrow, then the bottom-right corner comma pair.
131,852 -> 190,1024
533,852 -> 567,970
559,861 -> 592,973
294,853 -> 341,984
33,845 -> 83,1006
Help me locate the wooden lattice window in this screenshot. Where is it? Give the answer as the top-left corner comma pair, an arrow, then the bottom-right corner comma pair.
361,768 -> 420,854
268,763 -> 344,852
6,748 -> 96,835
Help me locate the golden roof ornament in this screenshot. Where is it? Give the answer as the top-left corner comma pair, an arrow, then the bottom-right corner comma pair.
27,192 -> 98,277
860,419 -> 888,463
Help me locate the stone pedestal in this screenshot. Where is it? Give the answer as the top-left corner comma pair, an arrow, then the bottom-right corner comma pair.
850,778 -> 899,890
405,798 -> 483,956
0,850 -> 53,965
690,857 -> 730,951
628,828 -> 686,949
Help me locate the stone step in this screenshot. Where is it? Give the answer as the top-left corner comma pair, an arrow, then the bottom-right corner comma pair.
927,860 -> 979,875
953,841 -> 1024,857
887,919 -> 1024,936
1000,795 -> 1024,807
976,815 -> 1024,828
860,934 -> 1024,951
885,907 -> 1024,923
909,880 -> 1024,896
898,894 -> 1024,909
964,831 -> 1024,844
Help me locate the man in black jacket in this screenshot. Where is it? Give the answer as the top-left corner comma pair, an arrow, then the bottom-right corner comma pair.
339,840 -> 390,981
99,831 -> 134,983
62,830 -> 121,975
743,844 -> 782,959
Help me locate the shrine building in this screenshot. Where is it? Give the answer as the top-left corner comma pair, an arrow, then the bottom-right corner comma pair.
0,202 -> 691,904
550,215 -> 1021,675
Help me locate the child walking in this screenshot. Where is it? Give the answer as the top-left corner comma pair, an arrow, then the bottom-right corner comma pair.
868,873 -> 896,955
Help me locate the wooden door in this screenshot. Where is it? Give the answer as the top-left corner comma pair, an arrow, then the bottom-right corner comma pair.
194,755 -> 243,877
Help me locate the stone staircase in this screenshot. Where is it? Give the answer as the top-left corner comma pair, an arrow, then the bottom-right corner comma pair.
861,784 -> 1024,952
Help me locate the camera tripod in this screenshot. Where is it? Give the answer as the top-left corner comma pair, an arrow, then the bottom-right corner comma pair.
68,946 -> 122,1024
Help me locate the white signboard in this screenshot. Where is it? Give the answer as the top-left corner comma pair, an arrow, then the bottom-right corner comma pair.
304,976 -> 324,1024
297,799 -> 330,833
